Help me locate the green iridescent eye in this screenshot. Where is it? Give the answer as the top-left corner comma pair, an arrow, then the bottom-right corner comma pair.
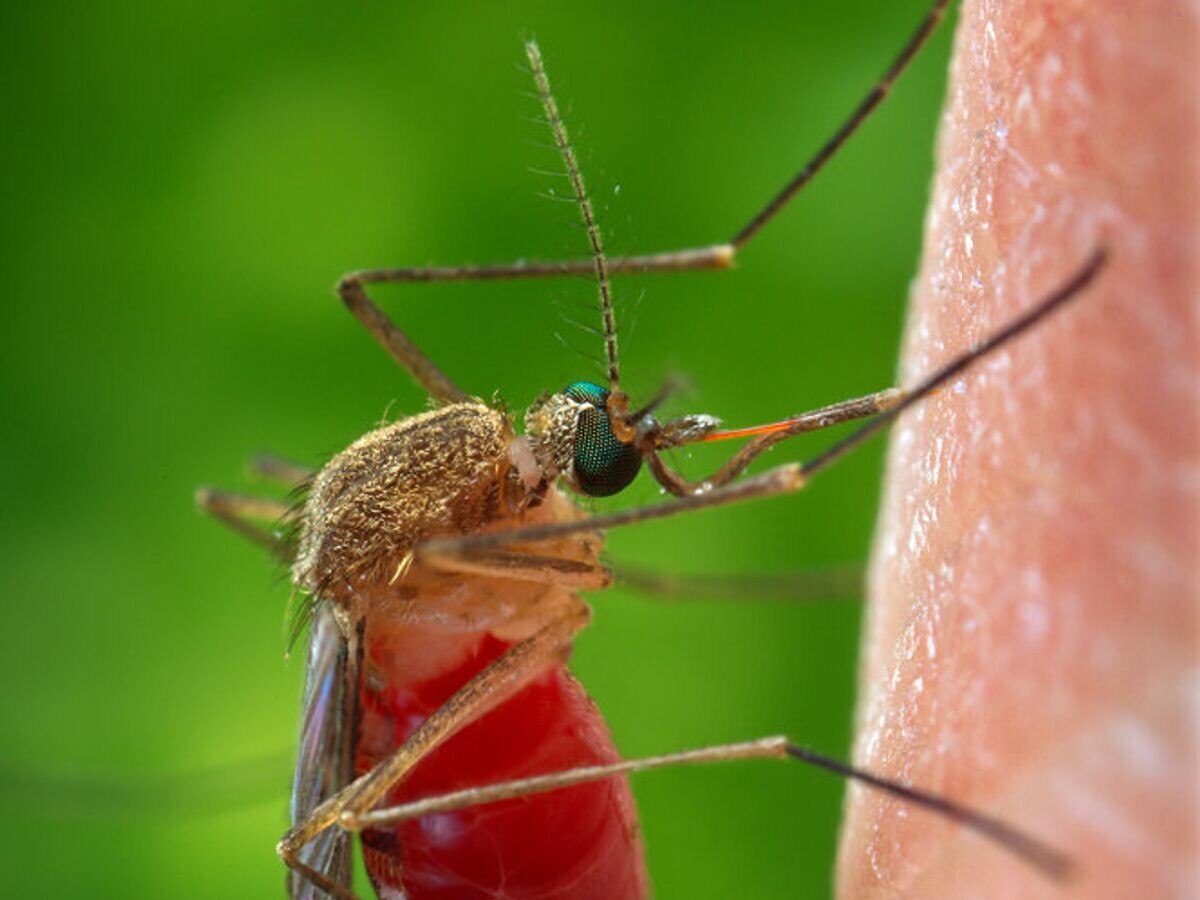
563,381 -> 641,497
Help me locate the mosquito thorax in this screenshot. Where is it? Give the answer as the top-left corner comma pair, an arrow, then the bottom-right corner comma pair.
292,403 -> 515,596
525,381 -> 642,497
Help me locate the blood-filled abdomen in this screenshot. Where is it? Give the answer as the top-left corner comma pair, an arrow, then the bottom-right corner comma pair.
356,624 -> 648,900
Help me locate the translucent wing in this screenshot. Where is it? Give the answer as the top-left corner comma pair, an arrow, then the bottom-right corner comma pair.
287,600 -> 358,899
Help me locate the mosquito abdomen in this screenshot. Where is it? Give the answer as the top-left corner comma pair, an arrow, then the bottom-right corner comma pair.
358,622 -> 648,900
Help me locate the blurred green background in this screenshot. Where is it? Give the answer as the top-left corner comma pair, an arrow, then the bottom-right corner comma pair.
0,1 -> 952,896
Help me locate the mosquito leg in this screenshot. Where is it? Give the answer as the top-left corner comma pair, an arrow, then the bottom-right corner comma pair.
283,856 -> 356,900
425,519 -> 854,602
425,464 -> 806,555
277,603 -> 589,894
729,0 -> 951,249
420,546 -> 612,590
424,246 -> 1108,555
615,562 -> 862,603
248,453 -> 315,488
335,1 -> 952,399
648,248 -> 1107,496
357,738 -> 790,828
796,245 -> 1107,482
338,250 -> 733,399
195,487 -> 294,558
383,1 -> 948,276
335,272 -> 471,404
645,387 -> 903,496
195,487 -> 291,522
347,735 -> 1072,880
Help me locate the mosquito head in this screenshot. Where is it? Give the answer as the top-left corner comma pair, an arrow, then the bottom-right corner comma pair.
525,381 -> 642,497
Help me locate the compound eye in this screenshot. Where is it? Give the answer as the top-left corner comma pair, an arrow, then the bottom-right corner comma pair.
563,381 -> 642,497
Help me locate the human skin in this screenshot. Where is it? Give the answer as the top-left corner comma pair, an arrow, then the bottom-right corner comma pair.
838,2 -> 1198,898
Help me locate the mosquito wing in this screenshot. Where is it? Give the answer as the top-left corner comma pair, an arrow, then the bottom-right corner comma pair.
287,600 -> 358,899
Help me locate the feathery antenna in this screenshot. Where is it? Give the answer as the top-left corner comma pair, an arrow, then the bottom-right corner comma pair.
525,40 -> 633,435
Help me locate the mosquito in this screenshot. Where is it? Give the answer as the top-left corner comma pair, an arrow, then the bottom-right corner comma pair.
198,1 -> 1107,896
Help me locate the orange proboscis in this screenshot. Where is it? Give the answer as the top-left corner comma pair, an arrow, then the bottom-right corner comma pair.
701,418 -> 805,442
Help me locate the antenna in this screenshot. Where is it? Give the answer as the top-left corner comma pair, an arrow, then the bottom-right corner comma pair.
525,40 -> 634,438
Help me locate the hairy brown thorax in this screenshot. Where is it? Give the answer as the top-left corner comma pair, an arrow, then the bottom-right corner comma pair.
294,404 -> 514,593
293,402 -> 602,637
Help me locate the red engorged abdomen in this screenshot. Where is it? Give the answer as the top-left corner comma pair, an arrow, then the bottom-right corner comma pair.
356,626 -> 648,900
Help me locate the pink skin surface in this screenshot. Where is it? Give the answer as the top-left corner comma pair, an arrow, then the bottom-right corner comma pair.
838,2 -> 1198,898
